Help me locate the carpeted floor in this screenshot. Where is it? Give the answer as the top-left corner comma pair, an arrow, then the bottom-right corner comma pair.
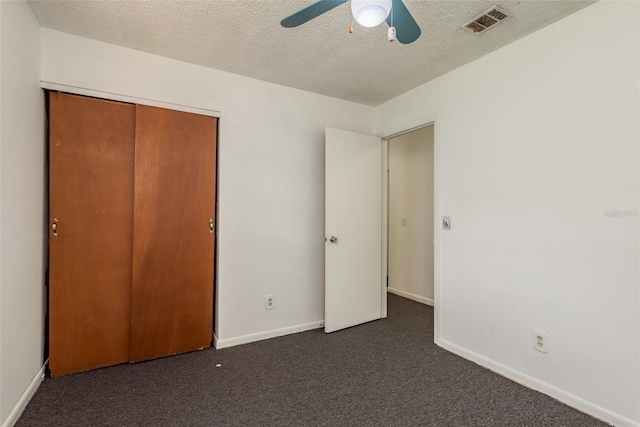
17,294 -> 607,426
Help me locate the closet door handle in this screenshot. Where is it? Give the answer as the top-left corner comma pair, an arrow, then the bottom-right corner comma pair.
209,219 -> 214,234
52,218 -> 58,237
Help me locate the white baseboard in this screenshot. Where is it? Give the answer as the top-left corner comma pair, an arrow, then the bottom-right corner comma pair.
215,321 -> 323,349
2,362 -> 46,427
436,338 -> 638,427
387,287 -> 434,306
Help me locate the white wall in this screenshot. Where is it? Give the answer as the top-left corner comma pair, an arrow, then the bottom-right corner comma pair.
376,1 -> 639,426
40,29 -> 375,347
0,0 -> 3,418
0,1 -> 46,425
388,126 -> 434,304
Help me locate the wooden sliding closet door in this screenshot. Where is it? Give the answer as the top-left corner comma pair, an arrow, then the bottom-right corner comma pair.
130,105 -> 216,362
49,93 -> 135,377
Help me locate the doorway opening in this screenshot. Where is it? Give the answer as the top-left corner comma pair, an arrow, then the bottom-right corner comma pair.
384,124 -> 436,315
323,120 -> 439,336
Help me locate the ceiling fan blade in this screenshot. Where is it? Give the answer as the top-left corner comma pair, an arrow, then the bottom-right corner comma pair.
386,0 -> 421,44
281,0 -> 349,28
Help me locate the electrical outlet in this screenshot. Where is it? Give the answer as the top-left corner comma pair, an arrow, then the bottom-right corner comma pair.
532,330 -> 548,353
265,295 -> 275,310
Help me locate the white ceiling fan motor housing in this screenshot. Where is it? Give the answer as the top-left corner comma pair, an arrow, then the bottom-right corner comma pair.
351,0 -> 392,28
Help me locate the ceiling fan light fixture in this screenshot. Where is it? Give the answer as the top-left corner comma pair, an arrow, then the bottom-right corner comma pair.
351,0 -> 392,28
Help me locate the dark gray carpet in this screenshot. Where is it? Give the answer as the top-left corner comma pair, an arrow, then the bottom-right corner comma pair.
17,295 -> 607,426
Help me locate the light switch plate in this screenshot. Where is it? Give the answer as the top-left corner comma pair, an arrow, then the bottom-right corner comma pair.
442,216 -> 451,230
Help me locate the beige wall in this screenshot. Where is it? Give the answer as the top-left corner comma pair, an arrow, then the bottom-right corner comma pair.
388,126 -> 434,305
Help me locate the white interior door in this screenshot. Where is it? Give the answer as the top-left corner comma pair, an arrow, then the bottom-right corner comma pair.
325,127 -> 383,333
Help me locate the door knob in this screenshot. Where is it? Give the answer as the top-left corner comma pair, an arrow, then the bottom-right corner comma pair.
209,218 -> 214,234
329,236 -> 338,243
51,218 -> 58,237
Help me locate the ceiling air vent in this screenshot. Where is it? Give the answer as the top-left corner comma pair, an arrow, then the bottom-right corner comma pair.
462,5 -> 511,34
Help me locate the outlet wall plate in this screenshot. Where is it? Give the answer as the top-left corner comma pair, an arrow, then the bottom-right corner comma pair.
265,295 -> 274,310
532,330 -> 548,353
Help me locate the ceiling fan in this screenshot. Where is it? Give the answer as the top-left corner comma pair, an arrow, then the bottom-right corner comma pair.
281,0 -> 421,44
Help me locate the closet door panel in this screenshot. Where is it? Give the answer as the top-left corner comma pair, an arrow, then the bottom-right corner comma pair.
49,93 -> 135,376
130,105 -> 216,362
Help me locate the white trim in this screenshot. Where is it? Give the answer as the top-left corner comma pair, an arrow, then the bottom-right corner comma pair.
381,138 -> 389,319
215,321 -> 323,349
437,339 -> 638,427
380,113 -> 441,342
40,81 -> 221,118
432,116 -> 442,343
213,332 -> 219,349
2,363 -> 46,427
380,113 -> 439,140
387,287 -> 434,306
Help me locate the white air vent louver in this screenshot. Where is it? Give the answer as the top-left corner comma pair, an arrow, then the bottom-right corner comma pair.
462,6 -> 511,34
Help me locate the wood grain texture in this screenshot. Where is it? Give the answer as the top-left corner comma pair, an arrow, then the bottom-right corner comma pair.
130,105 -> 216,362
49,92 -> 135,377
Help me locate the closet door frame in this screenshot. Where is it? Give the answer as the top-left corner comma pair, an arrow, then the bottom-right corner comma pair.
46,89 -> 221,374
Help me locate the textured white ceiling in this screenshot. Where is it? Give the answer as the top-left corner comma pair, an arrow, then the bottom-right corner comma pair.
28,0 -> 596,106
